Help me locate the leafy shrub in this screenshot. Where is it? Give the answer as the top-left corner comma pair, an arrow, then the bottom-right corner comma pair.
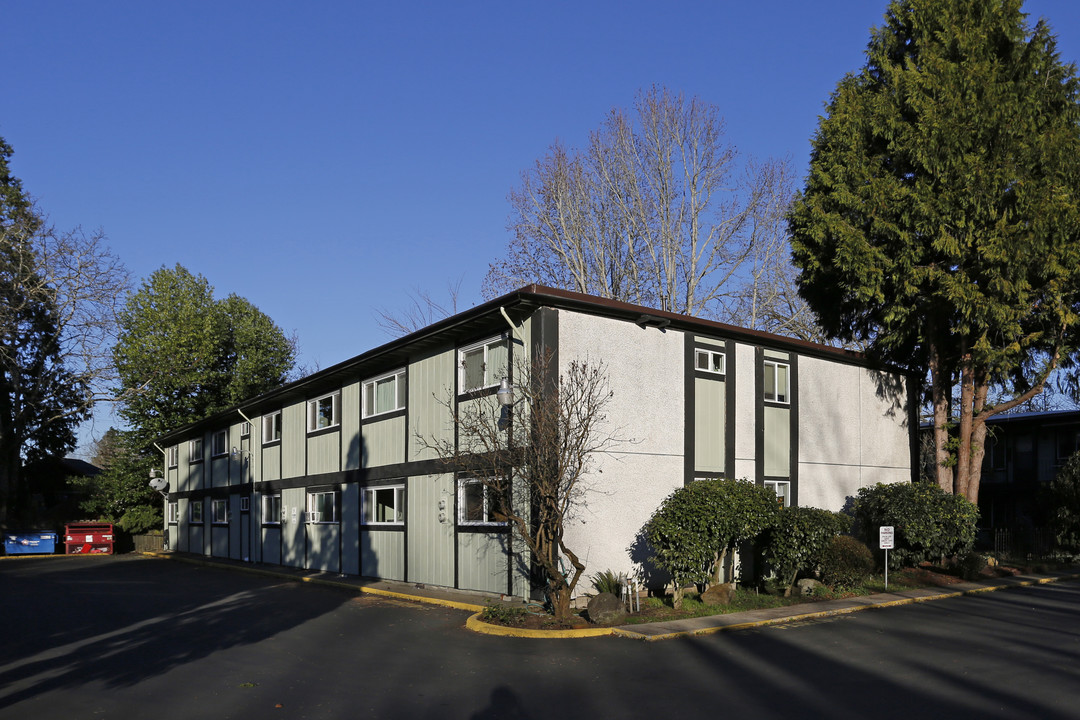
762,507 -> 851,593
820,535 -> 874,591
957,552 -> 987,581
1046,453 -> 1080,553
851,482 -> 979,569
591,569 -> 624,596
118,505 -> 163,535
643,479 -> 778,608
480,604 -> 529,626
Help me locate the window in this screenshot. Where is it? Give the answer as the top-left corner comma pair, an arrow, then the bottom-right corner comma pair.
457,478 -> 506,526
167,502 -> 178,524
307,391 -> 341,432
240,421 -> 251,437
362,485 -> 405,525
363,369 -> 406,418
764,360 -> 790,404
695,349 -> 725,375
1056,428 -> 1080,462
240,496 -> 250,512
190,501 -> 204,524
263,411 -> 282,444
262,493 -> 282,525
459,336 -> 508,392
212,498 -> 229,524
307,489 -> 339,523
764,480 -> 791,508
189,437 -> 204,463
211,429 -> 228,458
167,445 -> 178,468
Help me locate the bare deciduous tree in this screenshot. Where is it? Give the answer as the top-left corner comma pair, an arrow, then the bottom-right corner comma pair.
420,350 -> 623,623
374,278 -> 464,338
486,85 -> 798,322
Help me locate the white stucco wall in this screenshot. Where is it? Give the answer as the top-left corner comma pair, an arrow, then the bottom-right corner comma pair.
797,356 -> 911,511
556,310 -> 684,584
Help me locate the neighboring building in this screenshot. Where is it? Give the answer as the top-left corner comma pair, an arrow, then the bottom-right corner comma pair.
979,409 -> 1080,527
156,285 -> 915,598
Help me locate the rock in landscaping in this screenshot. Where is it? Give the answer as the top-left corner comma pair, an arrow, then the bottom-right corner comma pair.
797,578 -> 825,596
586,592 -> 627,624
700,582 -> 736,606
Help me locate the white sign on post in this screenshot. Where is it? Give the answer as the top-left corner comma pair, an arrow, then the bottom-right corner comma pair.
880,526 -> 894,590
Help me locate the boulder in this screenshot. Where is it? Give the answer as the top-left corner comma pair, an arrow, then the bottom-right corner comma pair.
700,582 -> 736,606
797,578 -> 825,597
586,592 -> 627,625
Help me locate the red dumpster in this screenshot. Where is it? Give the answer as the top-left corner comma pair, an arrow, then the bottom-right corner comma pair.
64,523 -> 114,555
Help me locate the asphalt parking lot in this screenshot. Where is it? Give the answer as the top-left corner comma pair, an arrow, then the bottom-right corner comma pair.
4,554 -> 1080,720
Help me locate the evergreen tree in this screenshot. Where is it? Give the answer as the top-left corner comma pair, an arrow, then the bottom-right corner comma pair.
789,0 -> 1080,503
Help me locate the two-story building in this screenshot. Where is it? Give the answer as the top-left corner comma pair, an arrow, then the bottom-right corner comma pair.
156,285 -> 916,598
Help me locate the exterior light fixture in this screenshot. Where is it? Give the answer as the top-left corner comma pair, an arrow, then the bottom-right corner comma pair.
497,378 -> 514,407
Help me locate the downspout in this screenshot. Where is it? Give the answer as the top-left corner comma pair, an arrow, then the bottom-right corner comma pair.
152,443 -> 169,548
238,409 -> 255,562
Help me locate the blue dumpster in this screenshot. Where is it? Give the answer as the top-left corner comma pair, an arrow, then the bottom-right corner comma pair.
3,532 -> 58,555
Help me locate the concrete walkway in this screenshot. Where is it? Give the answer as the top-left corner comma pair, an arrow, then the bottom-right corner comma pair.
139,551 -> 1080,641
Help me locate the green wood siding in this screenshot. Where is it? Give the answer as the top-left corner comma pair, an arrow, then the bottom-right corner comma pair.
307,431 -> 340,475
363,416 -> 406,467
409,349 -> 456,462
342,382 -> 361,470
457,532 -> 508,594
407,474 -> 454,586
361,529 -> 405,580
282,404 -> 306,478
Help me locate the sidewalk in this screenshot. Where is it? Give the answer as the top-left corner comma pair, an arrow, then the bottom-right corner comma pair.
142,551 -> 1080,641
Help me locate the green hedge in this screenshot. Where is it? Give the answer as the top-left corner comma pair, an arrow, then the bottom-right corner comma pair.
762,506 -> 850,592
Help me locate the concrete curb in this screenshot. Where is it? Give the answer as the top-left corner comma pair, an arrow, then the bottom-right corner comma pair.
614,571 -> 1080,642
466,613 -> 616,639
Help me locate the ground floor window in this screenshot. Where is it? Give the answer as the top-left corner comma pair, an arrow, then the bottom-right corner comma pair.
457,478 -> 507,526
212,498 -> 229,524
764,480 -> 791,508
262,493 -> 282,525
307,489 -> 339,524
362,485 -> 404,525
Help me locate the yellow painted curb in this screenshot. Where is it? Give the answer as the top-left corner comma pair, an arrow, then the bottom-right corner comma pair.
466,612 -> 615,639
140,551 -> 486,612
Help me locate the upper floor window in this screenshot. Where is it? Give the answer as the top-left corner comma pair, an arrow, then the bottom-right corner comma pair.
695,349 -> 725,375
263,410 -> 282,444
457,477 -> 507,526
189,437 -> 204,463
167,502 -> 178,524
763,359 -> 790,404
362,485 -> 405,525
211,429 -> 228,458
167,445 -> 178,468
240,421 -> 251,437
363,369 -> 406,418
459,336 -> 508,393
307,391 -> 341,432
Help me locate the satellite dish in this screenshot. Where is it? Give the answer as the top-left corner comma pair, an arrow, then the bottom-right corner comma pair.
149,477 -> 168,493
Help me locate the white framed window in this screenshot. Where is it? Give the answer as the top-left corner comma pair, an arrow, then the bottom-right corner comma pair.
240,496 -> 250,512
363,369 -> 406,418
763,359 -> 790,404
240,421 -> 251,437
459,336 -> 508,393
695,349 -> 726,375
189,437 -> 204,462
261,493 -> 282,525
307,391 -> 341,432
307,489 -> 339,523
764,480 -> 791,508
167,445 -> 178,468
190,501 -> 204,524
167,502 -> 178,524
263,410 -> 282,444
211,429 -> 228,458
211,498 -> 229,524
362,485 -> 405,525
457,478 -> 507,526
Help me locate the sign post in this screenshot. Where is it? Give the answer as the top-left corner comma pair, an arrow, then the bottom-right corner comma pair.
879,526 -> 895,590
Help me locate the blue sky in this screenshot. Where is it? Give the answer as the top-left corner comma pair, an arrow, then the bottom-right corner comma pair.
4,1 -> 1080,454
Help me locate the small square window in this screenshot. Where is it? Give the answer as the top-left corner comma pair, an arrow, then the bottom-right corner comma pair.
363,369 -> 406,418
362,485 -> 405,525
240,496 -> 250,512
189,437 -> 204,463
457,478 -> 507,526
307,490 -> 339,523
459,336 -> 508,393
695,349 -> 725,375
211,429 -> 228,458
764,480 -> 791,508
307,392 -> 341,432
212,498 -> 229,524
262,493 -> 282,525
263,411 -> 282,444
190,501 -> 204,524
764,359 -> 790,404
